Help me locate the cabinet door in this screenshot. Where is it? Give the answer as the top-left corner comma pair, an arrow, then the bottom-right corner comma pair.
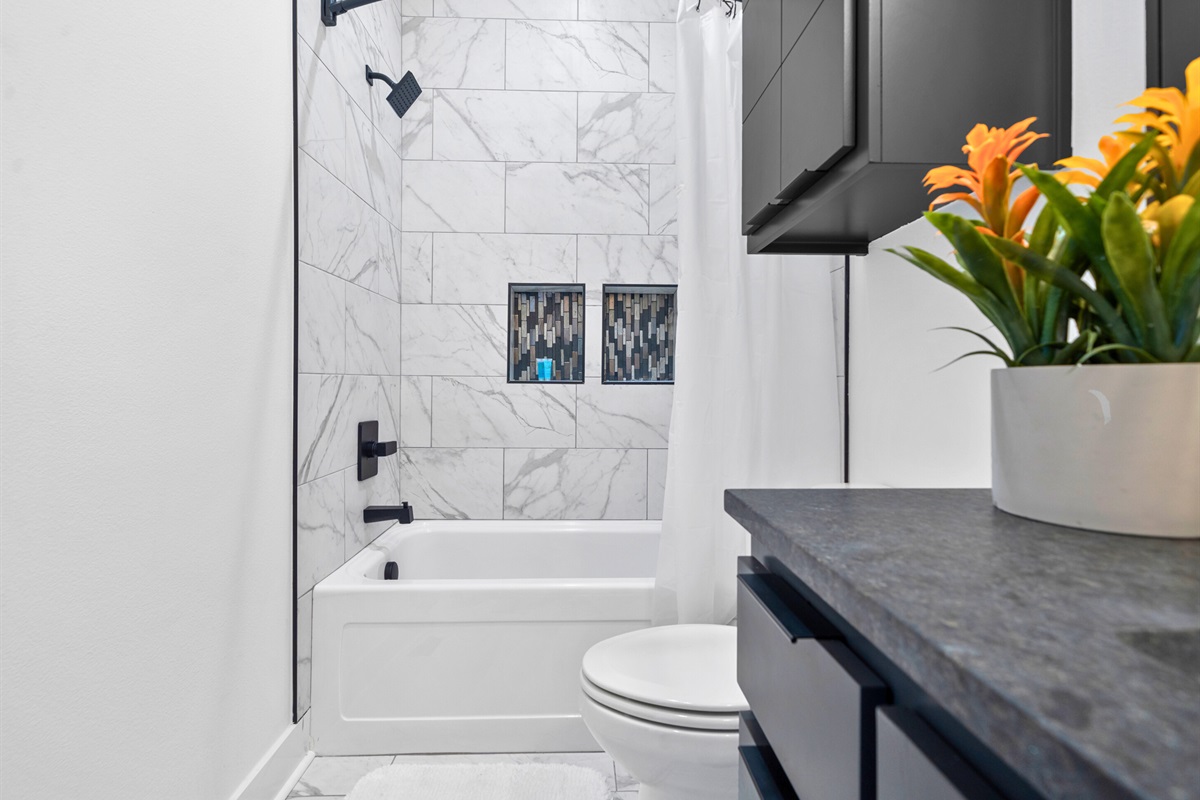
743,0 -> 783,122
779,0 -> 855,201
782,0 -> 822,62
742,71 -> 783,233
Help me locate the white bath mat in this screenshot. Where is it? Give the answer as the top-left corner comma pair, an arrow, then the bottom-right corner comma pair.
345,762 -> 610,800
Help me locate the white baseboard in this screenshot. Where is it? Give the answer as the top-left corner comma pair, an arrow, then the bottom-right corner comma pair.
229,714 -> 314,800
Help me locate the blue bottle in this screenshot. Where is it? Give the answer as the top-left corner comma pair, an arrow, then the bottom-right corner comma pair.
536,358 -> 554,381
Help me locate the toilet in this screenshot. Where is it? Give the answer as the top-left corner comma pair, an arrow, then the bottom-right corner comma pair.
579,624 -> 748,800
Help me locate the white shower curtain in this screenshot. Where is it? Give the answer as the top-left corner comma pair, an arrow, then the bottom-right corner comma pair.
652,0 -> 843,625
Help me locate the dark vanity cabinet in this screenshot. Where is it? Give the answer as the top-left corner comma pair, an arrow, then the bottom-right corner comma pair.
735,558 -> 1036,800
741,0 -> 1072,254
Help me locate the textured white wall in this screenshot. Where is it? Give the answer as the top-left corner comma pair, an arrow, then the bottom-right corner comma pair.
848,0 -> 1147,487
0,1 -> 295,798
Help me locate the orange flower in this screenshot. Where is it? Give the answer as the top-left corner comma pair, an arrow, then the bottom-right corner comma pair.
924,117 -> 1047,243
1056,56 -> 1199,197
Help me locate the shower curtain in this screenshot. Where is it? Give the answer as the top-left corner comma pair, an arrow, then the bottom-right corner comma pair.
653,0 -> 843,625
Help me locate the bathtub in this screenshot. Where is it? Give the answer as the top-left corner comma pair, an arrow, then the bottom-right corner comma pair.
310,519 -> 659,755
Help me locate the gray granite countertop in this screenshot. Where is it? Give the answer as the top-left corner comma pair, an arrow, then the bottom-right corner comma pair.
725,489 -> 1200,800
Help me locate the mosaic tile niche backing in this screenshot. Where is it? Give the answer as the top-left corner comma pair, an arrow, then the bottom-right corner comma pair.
602,285 -> 677,383
509,284 -> 585,383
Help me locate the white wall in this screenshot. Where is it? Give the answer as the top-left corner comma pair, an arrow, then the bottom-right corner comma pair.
848,0 -> 1147,487
0,0 -> 295,797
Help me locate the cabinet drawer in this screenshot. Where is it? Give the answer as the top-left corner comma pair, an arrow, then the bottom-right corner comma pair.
876,707 -> 1004,800
739,745 -> 800,800
781,0 -> 822,63
737,564 -> 889,800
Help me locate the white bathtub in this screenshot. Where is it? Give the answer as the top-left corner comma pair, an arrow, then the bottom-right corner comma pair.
311,520 -> 659,755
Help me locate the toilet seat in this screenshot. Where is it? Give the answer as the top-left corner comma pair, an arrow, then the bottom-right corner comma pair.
580,624 -> 747,732
581,673 -> 740,731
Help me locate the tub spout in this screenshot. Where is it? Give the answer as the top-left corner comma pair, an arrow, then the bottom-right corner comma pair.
363,502 -> 414,524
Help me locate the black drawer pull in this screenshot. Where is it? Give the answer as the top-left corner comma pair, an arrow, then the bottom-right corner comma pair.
739,746 -> 800,800
737,572 -> 815,642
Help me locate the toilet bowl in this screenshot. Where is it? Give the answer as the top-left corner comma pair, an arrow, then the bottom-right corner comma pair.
579,624 -> 748,800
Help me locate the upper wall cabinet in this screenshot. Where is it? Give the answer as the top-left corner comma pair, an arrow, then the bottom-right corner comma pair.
741,0 -> 1072,255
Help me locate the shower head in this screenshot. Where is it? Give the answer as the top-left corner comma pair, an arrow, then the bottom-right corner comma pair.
365,65 -> 422,119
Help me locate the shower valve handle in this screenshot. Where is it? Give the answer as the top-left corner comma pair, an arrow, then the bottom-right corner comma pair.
363,439 -> 397,458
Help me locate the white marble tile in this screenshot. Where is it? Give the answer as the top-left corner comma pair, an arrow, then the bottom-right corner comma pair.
401,304 -> 507,376
649,163 -> 678,234
358,0 -> 405,54
297,42 -> 357,191
507,163 -> 648,234
504,448 -> 648,519
298,375 -> 397,483
296,590 -> 313,719
433,233 -> 576,304
398,229 -> 433,304
290,756 -> 396,797
301,11 -> 386,125
578,92 -> 674,163
345,453 -> 400,557
647,448 -> 667,520
355,104 -> 405,228
436,0 -> 578,18
299,153 -> 398,300
579,0 -> 674,22
577,380 -> 672,447
399,447 -> 504,519
434,90 -> 577,162
648,22 -> 675,93
400,376 -> 434,446
402,0 -> 434,14
299,264 -> 347,374
403,160 -> 506,232
613,759 -> 638,791
399,91 -> 435,159
297,472 -> 346,596
577,234 -> 678,302
388,753 -> 616,790
506,21 -> 649,91
402,17 -> 505,89
433,377 -> 576,447
345,284 -> 402,375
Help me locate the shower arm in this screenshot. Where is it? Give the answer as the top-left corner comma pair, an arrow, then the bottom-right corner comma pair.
365,66 -> 398,89
321,0 -> 384,27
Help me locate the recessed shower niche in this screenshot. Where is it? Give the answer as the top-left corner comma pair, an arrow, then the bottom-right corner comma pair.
508,284 -> 585,383
602,285 -> 677,384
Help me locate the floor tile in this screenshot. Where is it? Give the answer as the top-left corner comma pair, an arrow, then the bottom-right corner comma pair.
289,756 -> 394,797
614,759 -> 639,791
388,751 -> 617,791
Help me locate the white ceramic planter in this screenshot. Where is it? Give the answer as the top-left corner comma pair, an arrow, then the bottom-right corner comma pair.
991,364 -> 1200,538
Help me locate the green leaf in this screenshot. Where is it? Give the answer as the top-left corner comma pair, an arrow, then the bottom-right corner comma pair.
934,350 -> 1015,372
888,246 -> 1031,357
1103,193 -> 1173,356
1077,343 -> 1163,364
1028,204 -> 1059,256
1162,196 -> 1200,299
925,212 -> 1022,317
985,235 -> 1135,346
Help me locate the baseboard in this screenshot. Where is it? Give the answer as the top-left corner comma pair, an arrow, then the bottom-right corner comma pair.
229,713 -> 314,800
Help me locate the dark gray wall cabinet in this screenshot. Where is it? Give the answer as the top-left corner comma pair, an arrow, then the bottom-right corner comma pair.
741,0 -> 1072,254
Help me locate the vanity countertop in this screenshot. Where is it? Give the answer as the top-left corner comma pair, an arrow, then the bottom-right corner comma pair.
725,488 -> 1200,800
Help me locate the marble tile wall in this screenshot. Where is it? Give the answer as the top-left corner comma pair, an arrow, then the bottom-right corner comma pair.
295,0 -> 677,717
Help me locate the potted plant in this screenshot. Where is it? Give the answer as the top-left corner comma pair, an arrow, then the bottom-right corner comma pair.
891,58 -> 1200,538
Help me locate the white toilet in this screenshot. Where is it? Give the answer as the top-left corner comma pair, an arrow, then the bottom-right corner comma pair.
579,624 -> 748,800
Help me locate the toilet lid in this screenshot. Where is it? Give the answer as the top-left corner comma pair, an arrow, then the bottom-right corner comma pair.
581,624 -> 748,714
581,674 -> 741,731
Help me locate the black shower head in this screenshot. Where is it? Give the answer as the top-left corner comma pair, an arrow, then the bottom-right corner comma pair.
365,65 -> 422,119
